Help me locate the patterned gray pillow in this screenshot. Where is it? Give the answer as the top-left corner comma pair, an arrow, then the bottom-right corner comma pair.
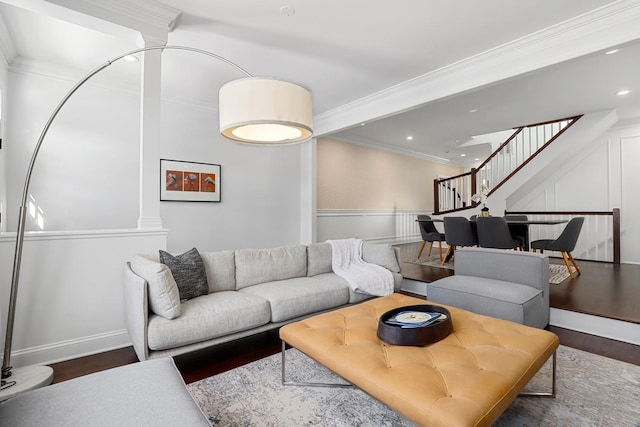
159,248 -> 209,301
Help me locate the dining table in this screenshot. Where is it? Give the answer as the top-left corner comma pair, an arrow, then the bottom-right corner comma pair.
416,217 -> 568,251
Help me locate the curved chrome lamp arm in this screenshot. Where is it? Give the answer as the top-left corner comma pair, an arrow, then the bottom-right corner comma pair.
1,46 -> 253,379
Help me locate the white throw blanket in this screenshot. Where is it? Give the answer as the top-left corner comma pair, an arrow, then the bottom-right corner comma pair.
328,238 -> 394,296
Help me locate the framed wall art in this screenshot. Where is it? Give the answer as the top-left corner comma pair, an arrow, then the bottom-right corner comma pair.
160,159 -> 221,202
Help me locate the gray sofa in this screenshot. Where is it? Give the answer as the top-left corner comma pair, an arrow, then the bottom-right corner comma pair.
427,247 -> 550,328
0,358 -> 210,427
124,242 -> 402,361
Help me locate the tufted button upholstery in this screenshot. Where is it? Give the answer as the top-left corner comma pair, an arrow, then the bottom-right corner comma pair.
280,293 -> 559,427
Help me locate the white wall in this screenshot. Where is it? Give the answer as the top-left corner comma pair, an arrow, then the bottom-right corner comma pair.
4,68 -> 140,232
0,63 -> 307,365
0,51 -> 9,233
0,230 -> 168,367
2,66 -> 305,248
158,100 -> 303,252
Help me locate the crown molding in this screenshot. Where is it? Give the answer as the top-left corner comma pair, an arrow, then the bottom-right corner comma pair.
8,55 -> 141,98
314,0 -> 640,137
8,55 -> 220,113
326,134 -> 453,165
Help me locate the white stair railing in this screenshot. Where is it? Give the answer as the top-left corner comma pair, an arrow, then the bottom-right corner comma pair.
435,116 -> 581,214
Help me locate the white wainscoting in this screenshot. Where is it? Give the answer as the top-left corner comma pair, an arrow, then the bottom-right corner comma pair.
316,209 -> 428,243
0,229 -> 168,367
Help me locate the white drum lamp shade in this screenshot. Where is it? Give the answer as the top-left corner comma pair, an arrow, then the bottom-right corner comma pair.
219,77 -> 313,145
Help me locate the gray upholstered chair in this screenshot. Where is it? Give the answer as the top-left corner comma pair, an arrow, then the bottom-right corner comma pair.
531,217 -> 585,278
427,247 -> 550,328
442,217 -> 478,265
476,216 -> 523,250
417,215 -> 446,261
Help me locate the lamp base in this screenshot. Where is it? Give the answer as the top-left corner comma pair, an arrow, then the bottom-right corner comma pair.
0,365 -> 53,401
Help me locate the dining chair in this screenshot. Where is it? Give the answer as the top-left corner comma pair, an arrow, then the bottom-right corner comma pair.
442,217 -> 478,265
530,217 -> 585,278
476,216 -> 523,250
504,215 -> 529,249
416,215 -> 446,261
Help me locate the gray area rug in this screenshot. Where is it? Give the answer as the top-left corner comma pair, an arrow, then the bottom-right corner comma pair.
407,255 -> 575,284
406,254 -> 453,270
548,263 -> 577,284
187,345 -> 640,426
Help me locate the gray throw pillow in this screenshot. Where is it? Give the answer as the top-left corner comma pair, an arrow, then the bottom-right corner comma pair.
159,248 -> 209,301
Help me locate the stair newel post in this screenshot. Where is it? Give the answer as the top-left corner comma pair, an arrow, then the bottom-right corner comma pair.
470,169 -> 477,207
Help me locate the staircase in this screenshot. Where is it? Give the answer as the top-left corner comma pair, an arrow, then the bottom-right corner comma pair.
434,115 -> 582,214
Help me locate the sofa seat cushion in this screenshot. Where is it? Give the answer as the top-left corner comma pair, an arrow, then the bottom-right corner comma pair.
311,272 -> 375,304
239,277 -> 350,322
427,275 -> 543,326
147,291 -> 271,351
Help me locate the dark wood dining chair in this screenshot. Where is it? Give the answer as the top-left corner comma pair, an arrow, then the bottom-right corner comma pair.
531,217 -> 585,278
476,216 -> 523,250
416,215 -> 446,261
442,217 -> 478,265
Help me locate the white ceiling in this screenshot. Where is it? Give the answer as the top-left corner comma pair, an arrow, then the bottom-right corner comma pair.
1,0 -> 639,165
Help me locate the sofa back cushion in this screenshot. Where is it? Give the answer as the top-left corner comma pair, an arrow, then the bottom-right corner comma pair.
199,250 -> 236,293
307,242 -> 400,277
362,243 -> 401,273
235,245 -> 307,290
130,255 -> 181,319
307,242 -> 333,276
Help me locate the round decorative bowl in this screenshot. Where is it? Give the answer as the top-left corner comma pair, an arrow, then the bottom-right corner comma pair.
377,304 -> 452,346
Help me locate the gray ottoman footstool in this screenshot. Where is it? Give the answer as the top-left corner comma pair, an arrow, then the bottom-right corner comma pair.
0,357 -> 210,427
427,247 -> 550,328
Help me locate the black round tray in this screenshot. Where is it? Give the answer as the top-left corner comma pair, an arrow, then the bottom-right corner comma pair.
377,304 -> 452,346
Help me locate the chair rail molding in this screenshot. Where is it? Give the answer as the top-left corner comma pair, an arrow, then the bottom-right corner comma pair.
316,209 -> 428,243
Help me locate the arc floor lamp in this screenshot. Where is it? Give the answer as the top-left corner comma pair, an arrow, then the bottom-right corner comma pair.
0,45 -> 313,398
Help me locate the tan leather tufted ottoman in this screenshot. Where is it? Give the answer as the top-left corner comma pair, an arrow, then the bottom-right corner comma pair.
280,293 -> 559,427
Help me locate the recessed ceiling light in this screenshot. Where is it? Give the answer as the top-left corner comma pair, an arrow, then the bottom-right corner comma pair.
123,55 -> 139,62
360,123 -> 365,126
617,90 -> 631,96
474,158 -> 480,161
406,136 -> 413,140
469,109 -> 478,113
460,154 -> 466,157
280,6 -> 295,16
605,49 -> 619,55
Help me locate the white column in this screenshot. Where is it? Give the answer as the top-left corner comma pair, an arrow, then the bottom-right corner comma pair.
299,138 -> 317,244
137,35 -> 165,229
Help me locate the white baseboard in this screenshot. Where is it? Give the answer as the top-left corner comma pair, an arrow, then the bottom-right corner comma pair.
10,330 -> 132,368
550,308 -> 640,346
401,279 -> 428,296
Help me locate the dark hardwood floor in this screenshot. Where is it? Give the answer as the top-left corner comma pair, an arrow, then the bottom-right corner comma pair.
50,241 -> 640,385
